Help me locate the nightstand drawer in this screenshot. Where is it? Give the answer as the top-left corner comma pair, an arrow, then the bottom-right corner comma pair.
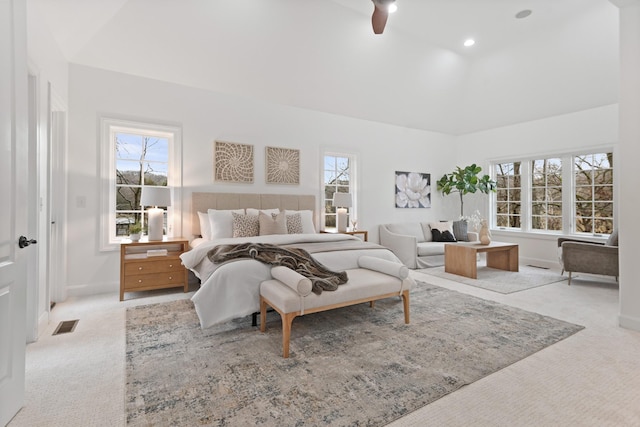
124,271 -> 185,290
124,258 -> 183,276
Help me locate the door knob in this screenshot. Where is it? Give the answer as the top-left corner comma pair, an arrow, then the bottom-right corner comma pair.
18,236 -> 38,248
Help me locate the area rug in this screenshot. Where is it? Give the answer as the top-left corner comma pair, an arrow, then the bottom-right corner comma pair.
126,282 -> 583,426
417,264 -> 568,294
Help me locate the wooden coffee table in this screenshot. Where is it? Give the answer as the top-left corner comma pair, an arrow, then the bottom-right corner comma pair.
444,241 -> 519,279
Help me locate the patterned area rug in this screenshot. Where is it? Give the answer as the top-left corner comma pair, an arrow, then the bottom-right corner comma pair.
417,265 -> 568,294
126,282 -> 583,426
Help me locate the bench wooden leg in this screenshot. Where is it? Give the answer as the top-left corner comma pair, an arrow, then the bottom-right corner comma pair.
260,297 -> 267,332
401,290 -> 410,324
282,312 -> 297,358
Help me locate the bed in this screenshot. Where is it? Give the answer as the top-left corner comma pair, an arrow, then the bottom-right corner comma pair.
181,192 -> 405,328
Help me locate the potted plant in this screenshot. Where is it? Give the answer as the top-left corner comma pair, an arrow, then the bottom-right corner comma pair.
436,164 -> 497,217
129,222 -> 143,242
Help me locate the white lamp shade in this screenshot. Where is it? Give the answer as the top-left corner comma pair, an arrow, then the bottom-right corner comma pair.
332,192 -> 352,208
140,186 -> 172,207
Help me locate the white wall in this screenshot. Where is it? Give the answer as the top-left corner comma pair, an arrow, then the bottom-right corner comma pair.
67,64 -> 456,296
456,104 -> 619,267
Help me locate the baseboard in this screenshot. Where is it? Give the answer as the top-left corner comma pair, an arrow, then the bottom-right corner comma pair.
618,314 -> 640,332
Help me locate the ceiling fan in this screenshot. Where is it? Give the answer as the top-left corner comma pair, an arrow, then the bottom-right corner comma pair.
371,0 -> 397,34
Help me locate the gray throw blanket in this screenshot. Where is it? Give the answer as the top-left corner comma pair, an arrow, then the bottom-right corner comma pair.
208,243 -> 349,295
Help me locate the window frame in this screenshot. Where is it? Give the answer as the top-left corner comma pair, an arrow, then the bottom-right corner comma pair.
100,117 -> 183,251
491,147 -> 615,237
321,151 -> 357,231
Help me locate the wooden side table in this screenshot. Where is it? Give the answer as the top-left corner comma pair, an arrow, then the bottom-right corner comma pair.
120,237 -> 189,301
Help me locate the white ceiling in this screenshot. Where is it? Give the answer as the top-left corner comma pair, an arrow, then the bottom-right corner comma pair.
28,0 -> 620,135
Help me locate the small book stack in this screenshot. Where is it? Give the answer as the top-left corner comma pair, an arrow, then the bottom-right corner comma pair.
147,249 -> 168,257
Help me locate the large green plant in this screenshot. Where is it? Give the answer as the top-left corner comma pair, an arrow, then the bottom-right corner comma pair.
436,164 -> 497,217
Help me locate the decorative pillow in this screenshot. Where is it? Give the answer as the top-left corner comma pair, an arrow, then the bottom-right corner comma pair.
429,221 -> 457,242
284,212 -> 304,234
208,209 -> 245,240
285,210 -> 316,234
231,212 -> 260,238
260,211 -> 287,235
197,211 -> 212,240
452,220 -> 468,242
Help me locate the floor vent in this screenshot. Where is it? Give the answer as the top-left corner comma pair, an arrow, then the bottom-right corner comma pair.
53,320 -> 79,335
526,264 -> 549,270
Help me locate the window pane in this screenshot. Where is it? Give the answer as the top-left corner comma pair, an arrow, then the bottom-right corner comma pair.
116,186 -> 140,210
575,186 -> 592,200
594,185 -> 613,201
144,162 -> 168,186
594,202 -> 613,218
116,133 -> 144,160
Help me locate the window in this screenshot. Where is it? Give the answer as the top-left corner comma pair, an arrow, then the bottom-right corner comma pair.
101,117 -> 182,250
115,132 -> 168,235
322,153 -> 356,230
492,150 -> 613,235
574,153 -> 613,234
495,162 -> 522,228
531,158 -> 562,231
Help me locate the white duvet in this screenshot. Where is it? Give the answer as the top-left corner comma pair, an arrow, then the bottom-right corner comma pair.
180,233 -> 401,328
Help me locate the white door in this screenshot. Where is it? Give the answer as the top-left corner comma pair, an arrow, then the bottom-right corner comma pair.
0,0 -> 29,425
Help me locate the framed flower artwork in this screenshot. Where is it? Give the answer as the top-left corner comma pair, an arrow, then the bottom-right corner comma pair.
395,171 -> 431,208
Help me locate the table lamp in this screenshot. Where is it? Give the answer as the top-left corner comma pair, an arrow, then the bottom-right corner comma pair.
140,186 -> 171,241
332,192 -> 352,233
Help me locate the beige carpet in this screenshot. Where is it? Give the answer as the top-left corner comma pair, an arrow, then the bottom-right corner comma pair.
417,264 -> 568,293
125,282 -> 582,426
8,271 -> 640,427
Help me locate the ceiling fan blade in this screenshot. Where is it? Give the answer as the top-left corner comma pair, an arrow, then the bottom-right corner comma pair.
371,4 -> 389,34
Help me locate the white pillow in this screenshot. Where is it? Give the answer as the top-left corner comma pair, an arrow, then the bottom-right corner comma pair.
197,211 -> 211,240
285,210 -> 316,234
207,209 -> 245,240
246,208 -> 280,217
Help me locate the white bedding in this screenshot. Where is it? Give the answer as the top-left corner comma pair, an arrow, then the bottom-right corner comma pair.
180,233 -> 402,328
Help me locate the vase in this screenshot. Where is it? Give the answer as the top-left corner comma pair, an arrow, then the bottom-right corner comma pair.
479,220 -> 491,245
129,233 -> 141,242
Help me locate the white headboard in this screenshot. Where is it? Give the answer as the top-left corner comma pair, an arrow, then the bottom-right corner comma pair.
191,192 -> 316,236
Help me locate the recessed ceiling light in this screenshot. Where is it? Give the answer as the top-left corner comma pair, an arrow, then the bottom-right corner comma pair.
515,9 -> 532,19
464,39 -> 475,47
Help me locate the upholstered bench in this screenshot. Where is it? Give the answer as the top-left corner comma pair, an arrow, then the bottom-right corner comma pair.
259,256 -> 413,358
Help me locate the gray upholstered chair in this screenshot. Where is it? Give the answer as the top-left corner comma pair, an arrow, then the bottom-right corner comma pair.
557,230 -> 619,285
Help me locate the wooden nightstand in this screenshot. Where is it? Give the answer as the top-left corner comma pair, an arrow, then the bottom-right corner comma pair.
120,237 -> 189,301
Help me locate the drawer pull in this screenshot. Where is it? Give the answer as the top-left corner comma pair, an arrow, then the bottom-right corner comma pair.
169,264 -> 173,268
138,267 -> 143,270
138,279 -> 143,283
169,276 -> 173,280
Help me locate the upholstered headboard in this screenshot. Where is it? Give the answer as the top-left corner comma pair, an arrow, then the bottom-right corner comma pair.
191,192 -> 317,237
